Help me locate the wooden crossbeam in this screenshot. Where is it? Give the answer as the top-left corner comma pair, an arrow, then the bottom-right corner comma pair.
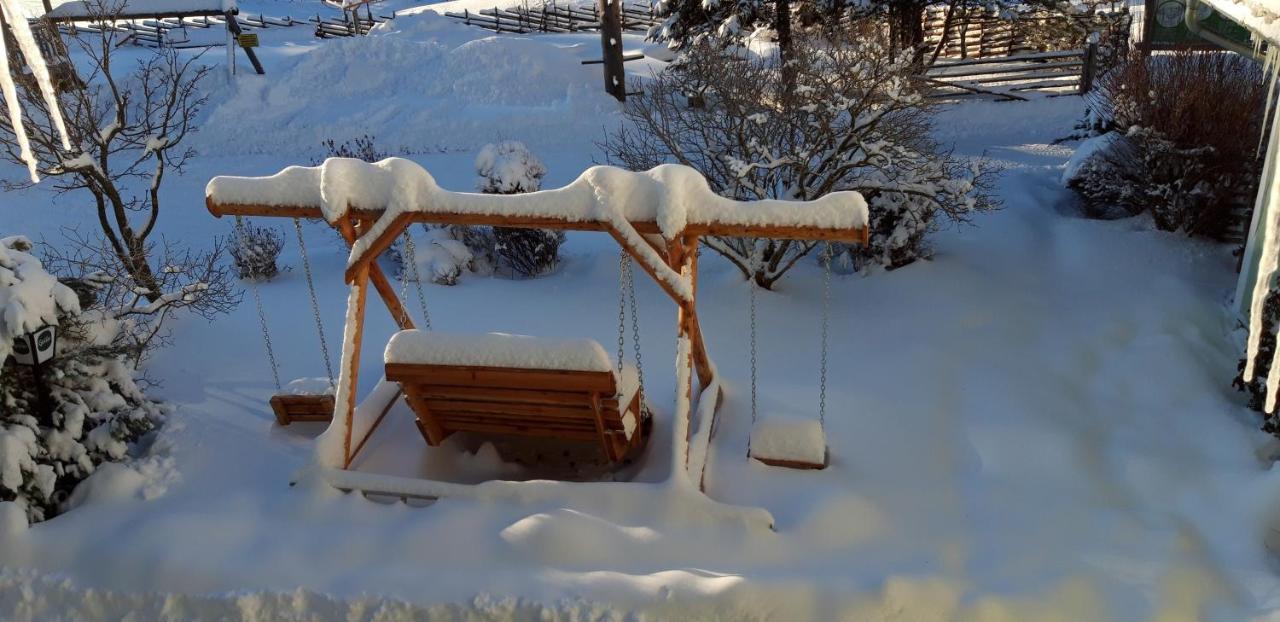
207,199 -> 868,247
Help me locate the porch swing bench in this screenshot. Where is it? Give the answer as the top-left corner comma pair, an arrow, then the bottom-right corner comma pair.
384,330 -> 651,464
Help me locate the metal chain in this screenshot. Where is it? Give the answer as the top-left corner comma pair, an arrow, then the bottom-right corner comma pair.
747,276 -> 758,456
236,216 -> 281,391
626,252 -> 644,394
401,229 -> 432,331
819,244 -> 833,429
614,250 -> 646,393
616,249 -> 628,377
293,218 -> 335,385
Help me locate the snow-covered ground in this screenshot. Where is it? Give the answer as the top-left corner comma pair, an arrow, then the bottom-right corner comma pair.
5,4 -> 1280,620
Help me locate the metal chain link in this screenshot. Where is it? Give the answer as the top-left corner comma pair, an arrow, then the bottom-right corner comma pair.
401,229 -> 432,331
237,216 -> 281,391
294,218 -> 335,385
819,244 -> 833,430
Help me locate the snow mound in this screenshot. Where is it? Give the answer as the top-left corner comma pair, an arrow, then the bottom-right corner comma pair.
749,416 -> 826,466
385,330 -> 613,372
499,509 -> 662,565
67,456 -> 178,508
197,13 -> 611,156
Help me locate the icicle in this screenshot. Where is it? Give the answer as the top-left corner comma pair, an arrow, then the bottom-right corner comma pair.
1259,48 -> 1278,156
0,12 -> 38,182
0,0 -> 71,151
1243,54 -> 1280,413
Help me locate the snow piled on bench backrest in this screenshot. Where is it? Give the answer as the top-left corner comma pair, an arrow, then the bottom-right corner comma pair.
385,330 -> 614,373
205,157 -> 869,238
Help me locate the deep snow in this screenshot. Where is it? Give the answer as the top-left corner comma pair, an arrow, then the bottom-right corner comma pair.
3,5 -> 1280,620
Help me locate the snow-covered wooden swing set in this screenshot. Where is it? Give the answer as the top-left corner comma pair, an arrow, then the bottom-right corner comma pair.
205,157 -> 867,525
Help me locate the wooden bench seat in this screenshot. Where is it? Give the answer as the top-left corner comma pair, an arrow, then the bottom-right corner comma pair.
384,331 -> 650,464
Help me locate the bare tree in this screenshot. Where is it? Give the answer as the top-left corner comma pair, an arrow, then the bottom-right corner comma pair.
605,27 -> 998,287
42,228 -> 239,363
1,7 -> 211,303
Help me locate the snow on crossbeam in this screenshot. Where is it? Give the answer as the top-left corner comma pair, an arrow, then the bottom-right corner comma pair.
205,157 -> 871,259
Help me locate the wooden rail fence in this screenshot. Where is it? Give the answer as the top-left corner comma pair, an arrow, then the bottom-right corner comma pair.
445,1 -> 657,34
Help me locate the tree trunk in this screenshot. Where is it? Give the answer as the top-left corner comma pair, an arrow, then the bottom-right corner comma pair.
890,1 -> 927,64
776,0 -> 795,97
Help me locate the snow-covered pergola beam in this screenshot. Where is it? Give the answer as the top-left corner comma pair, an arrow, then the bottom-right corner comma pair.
205,158 -> 871,282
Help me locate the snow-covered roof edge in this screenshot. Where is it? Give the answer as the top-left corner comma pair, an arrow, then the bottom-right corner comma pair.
1201,0 -> 1280,44
43,0 -> 235,20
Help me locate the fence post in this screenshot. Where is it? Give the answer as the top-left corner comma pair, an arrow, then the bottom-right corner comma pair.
598,0 -> 625,102
1079,32 -> 1099,95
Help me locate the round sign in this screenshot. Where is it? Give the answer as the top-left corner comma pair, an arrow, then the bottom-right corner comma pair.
1157,0 -> 1185,28
12,339 -> 29,355
36,331 -> 52,351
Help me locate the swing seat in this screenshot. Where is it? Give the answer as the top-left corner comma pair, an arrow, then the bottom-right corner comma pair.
749,416 -> 828,470
384,331 -> 651,464
270,378 -> 337,426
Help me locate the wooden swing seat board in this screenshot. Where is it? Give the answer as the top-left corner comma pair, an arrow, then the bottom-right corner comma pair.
749,416 -> 828,470
384,330 -> 650,464
270,394 -> 335,426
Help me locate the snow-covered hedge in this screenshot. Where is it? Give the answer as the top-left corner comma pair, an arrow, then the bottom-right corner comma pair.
1066,49 -> 1265,239
1,236 -> 165,523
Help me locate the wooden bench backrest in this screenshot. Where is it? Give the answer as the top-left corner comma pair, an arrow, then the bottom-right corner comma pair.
386,362 -> 626,439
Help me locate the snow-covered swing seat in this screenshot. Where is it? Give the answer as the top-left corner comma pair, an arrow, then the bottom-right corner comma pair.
384,331 -> 651,464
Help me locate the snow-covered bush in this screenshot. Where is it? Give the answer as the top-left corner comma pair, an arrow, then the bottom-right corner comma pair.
1067,50 -> 1265,239
475,141 -> 547,194
230,223 -> 286,281
319,135 -> 390,164
471,142 -> 565,278
413,228 -> 475,286
0,236 -> 164,523
606,29 -> 998,286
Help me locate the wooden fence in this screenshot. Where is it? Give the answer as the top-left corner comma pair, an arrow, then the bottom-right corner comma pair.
445,1 -> 657,34
54,12 -> 306,48
922,43 -> 1099,101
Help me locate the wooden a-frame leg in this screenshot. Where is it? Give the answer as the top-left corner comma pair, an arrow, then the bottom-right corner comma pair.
338,216 -> 371,469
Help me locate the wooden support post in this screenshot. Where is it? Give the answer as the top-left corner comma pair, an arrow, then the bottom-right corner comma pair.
340,216 -> 370,469
1079,35 -> 1099,95
597,0 -> 625,101
336,216 -> 415,330
224,11 -> 265,75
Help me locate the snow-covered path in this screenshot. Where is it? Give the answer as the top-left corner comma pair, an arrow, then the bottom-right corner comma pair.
3,12 -> 1280,617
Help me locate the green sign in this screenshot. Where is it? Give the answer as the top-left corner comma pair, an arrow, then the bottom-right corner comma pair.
237,33 -> 259,48
1146,0 -> 1255,49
